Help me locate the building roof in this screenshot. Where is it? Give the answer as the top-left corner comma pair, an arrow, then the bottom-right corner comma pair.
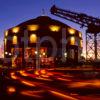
17,16 -> 68,27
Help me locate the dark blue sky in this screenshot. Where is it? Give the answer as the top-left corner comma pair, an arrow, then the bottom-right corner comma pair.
0,0 -> 100,50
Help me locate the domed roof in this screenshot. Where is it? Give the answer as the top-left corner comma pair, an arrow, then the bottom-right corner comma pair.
17,15 -> 68,27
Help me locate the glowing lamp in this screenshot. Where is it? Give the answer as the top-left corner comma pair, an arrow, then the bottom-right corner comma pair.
5,30 -> 8,36
68,28 -> 75,35
9,53 -> 12,56
5,52 -> 8,55
49,25 -> 60,32
79,32 -> 82,38
64,52 -> 67,57
12,27 -> 20,33
27,25 -> 39,31
35,51 -> 38,55
43,52 -> 46,56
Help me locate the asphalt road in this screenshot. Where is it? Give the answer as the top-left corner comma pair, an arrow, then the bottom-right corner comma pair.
0,67 -> 100,100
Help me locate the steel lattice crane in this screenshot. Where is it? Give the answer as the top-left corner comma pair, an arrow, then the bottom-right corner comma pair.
50,5 -> 100,60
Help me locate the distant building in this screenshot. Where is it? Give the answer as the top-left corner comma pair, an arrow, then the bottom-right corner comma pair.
4,16 -> 82,67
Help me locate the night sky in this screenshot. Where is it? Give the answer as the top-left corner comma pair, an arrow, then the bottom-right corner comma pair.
0,0 -> 100,57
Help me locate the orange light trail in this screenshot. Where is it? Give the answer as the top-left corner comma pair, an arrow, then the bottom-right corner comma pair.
20,90 -> 42,98
69,80 -> 100,88
19,70 -> 28,77
49,90 -> 78,100
21,80 -> 36,87
10,72 -> 18,80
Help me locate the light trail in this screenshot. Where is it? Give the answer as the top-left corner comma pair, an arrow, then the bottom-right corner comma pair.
10,72 -> 18,80
69,80 -> 100,88
49,90 -> 78,100
20,90 -> 43,98
21,80 -> 36,87
19,70 -> 28,77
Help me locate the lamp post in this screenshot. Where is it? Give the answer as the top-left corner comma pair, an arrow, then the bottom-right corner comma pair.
35,38 -> 40,71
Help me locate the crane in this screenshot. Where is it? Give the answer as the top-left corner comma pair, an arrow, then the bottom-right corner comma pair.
50,5 -> 100,61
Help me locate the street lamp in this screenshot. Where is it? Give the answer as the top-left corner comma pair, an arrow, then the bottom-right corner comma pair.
9,53 -> 12,56
5,52 -> 8,55
35,51 -> 38,55
64,52 -> 67,57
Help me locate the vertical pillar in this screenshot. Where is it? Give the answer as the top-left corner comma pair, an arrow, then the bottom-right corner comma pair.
36,38 -> 40,70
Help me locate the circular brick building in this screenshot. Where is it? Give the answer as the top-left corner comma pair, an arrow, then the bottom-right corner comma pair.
4,16 -> 82,67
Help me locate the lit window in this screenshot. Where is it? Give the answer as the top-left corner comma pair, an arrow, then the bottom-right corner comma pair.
80,40 -> 83,47
27,25 -> 39,31
68,28 -> 75,35
79,32 -> 82,38
13,36 -> 17,44
49,25 -> 60,32
30,34 -> 37,43
12,27 -> 20,33
5,30 -> 8,36
70,36 -> 75,45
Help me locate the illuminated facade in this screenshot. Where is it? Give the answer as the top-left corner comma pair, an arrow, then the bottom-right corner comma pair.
4,16 -> 82,67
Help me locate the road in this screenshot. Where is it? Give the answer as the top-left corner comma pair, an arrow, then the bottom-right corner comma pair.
0,67 -> 100,100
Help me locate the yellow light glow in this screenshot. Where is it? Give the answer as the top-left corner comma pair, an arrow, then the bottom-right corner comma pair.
12,36 -> 17,44
80,40 -> 83,47
68,28 -> 75,35
79,32 -> 82,38
30,34 -> 37,43
49,25 -> 60,32
5,30 -> 8,36
12,27 -> 20,33
70,37 -> 75,45
43,52 -> 46,56
27,25 -> 39,31
5,52 -> 8,55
